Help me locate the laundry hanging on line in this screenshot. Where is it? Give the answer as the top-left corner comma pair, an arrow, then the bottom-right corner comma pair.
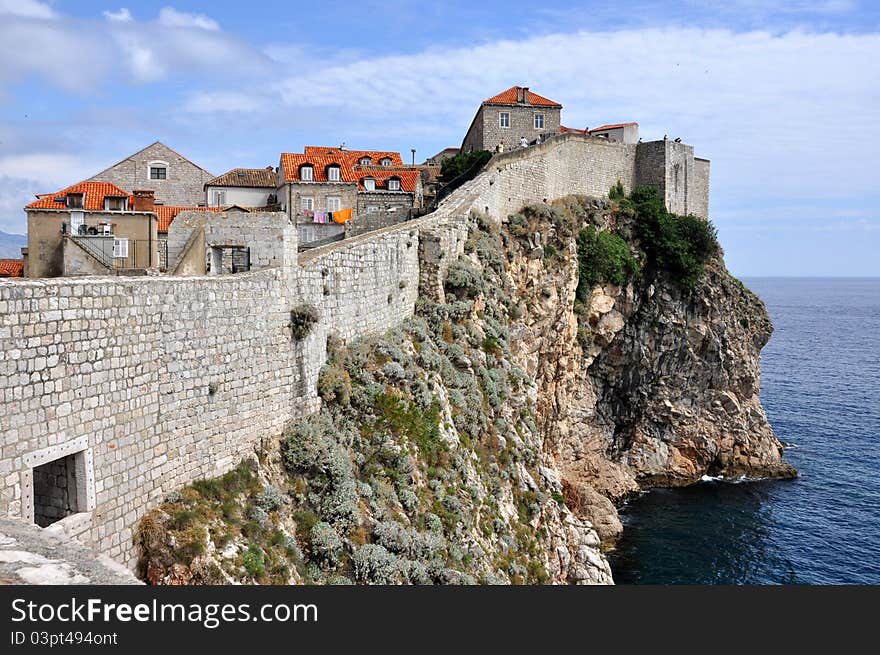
332,207 -> 353,224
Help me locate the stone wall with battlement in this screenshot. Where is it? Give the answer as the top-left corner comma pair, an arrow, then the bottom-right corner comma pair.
0,133 -> 710,568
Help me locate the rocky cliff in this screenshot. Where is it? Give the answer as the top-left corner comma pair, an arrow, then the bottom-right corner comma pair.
136,193 -> 794,585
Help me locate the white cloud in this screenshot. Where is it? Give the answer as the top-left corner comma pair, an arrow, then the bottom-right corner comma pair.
0,0 -> 55,19
103,8 -> 133,23
157,6 -> 219,31
182,91 -> 266,113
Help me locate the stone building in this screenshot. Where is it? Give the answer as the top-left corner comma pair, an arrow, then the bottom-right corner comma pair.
24,181 -> 159,277
89,141 -> 214,206
204,167 -> 278,208
461,85 -> 562,153
588,122 -> 640,144
277,146 -> 421,244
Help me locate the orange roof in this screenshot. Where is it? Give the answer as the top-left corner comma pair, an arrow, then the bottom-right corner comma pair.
356,168 -> 420,192
303,146 -> 404,166
560,125 -> 589,134
484,86 -> 561,107
0,259 -> 24,277
281,147 -> 407,183
26,181 -> 132,211
155,205 -> 221,232
590,122 -> 638,132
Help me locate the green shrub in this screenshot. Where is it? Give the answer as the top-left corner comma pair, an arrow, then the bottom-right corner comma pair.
443,260 -> 484,300
440,150 -> 492,181
290,304 -> 319,340
609,180 -> 625,200
243,544 -> 265,578
630,186 -> 718,288
576,227 -> 637,301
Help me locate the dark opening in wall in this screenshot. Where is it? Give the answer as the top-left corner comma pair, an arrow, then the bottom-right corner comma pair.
33,454 -> 80,527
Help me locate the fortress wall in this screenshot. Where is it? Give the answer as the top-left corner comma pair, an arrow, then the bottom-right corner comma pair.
693,158 -> 711,219
0,133 -> 701,568
0,271 -> 298,564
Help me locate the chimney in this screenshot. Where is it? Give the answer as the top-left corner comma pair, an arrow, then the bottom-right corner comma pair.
522,87 -> 530,104
132,189 -> 155,212
516,86 -> 523,103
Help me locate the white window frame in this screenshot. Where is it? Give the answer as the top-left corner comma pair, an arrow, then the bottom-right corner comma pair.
148,160 -> 169,180
359,157 -> 372,166
113,237 -> 129,259
213,190 -> 226,206
379,157 -> 392,167
388,178 -> 401,191
326,196 -> 342,212
534,114 -> 544,129
70,211 -> 84,233
104,197 -> 127,211
363,178 -> 376,191
66,193 -> 84,209
300,165 -> 314,181
499,112 -> 510,128
327,166 -> 341,182
300,196 -> 314,210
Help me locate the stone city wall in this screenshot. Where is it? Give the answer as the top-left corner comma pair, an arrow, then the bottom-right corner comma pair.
0,133 -> 708,567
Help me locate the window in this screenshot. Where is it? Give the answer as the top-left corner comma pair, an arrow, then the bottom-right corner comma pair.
327,165 -> 341,181
213,190 -> 226,206
534,114 -> 544,129
367,205 -> 379,213
104,196 -> 127,211
359,157 -> 372,166
301,197 -> 314,211
113,237 -> 129,259
327,197 -> 342,212
300,165 -> 314,181
379,157 -> 392,166
66,193 -> 84,209
150,166 -> 167,180
363,178 -> 376,191
387,178 -> 401,191
499,112 -> 510,128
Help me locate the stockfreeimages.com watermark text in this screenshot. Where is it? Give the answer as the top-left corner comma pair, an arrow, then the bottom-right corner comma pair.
10,597 -> 318,631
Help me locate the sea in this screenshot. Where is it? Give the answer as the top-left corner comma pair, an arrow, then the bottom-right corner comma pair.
608,278 -> 880,584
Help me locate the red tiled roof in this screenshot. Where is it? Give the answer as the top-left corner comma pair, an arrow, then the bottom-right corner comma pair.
484,86 -> 561,107
281,148 -> 407,183
25,181 -> 132,211
560,125 -> 589,135
155,206 -> 221,232
356,168 -> 420,192
590,122 -> 638,132
0,259 -> 24,277
206,168 -> 277,188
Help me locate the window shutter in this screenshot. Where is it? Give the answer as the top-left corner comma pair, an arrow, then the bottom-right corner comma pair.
70,211 -> 84,232
113,238 -> 129,258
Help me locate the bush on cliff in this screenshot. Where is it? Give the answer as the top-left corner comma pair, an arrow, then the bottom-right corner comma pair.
576,227 -> 638,300
628,186 -> 718,288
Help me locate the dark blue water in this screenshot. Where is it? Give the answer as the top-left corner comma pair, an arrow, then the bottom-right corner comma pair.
609,278 -> 880,584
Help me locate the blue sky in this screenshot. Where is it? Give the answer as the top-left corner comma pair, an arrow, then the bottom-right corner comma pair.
1,0 -> 878,276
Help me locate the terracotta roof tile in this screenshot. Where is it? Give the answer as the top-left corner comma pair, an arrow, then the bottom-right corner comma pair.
155,206 -> 221,232
484,86 -> 561,107
206,168 -> 277,188
560,125 -> 589,134
281,148 -> 407,183
356,168 -> 420,192
0,259 -> 24,277
25,181 -> 132,211
590,122 -> 638,132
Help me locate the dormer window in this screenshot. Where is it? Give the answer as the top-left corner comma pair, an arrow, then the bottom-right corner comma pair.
379,157 -> 392,167
359,157 -> 372,166
300,165 -> 314,181
387,177 -> 401,191
327,165 -> 341,182
363,177 -> 376,191
104,196 -> 128,211
66,193 -> 84,209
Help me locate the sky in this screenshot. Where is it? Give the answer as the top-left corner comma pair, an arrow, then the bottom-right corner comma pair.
0,0 -> 878,276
